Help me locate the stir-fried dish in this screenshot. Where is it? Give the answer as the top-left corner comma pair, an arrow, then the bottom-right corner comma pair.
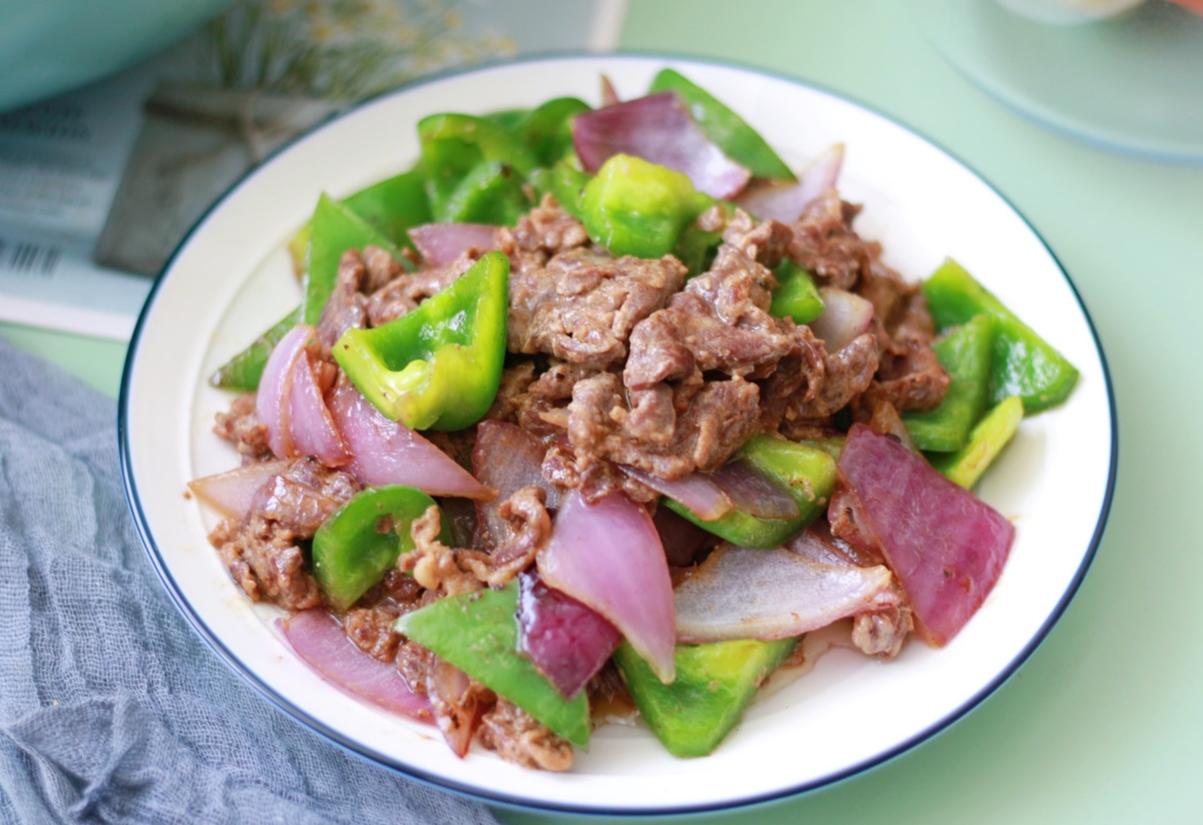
190,68 -> 1079,770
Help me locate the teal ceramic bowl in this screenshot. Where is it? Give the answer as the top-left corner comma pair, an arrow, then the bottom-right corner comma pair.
0,0 -> 237,112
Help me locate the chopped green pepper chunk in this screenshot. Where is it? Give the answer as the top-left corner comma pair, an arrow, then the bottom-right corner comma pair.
665,435 -> 838,549
208,306 -> 299,391
614,637 -> 797,758
437,159 -> 532,225
769,260 -> 824,324
312,485 -> 448,611
529,157 -> 591,219
303,194 -> 399,325
394,582 -> 591,747
929,395 -> 1024,489
904,314 -> 996,452
288,169 -> 430,274
580,154 -> 709,258
649,69 -> 795,181
923,258 -> 1079,414
418,113 -> 539,222
332,251 -> 509,431
513,96 -> 591,165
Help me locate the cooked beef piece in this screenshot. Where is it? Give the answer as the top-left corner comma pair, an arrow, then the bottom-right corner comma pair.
783,332 -> 880,422
361,244 -> 404,293
485,361 -> 538,423
457,485 -> 551,587
540,437 -> 658,505
343,596 -> 405,662
721,208 -> 793,268
365,253 -> 474,327
478,698 -> 574,772
316,249 -> 370,359
398,506 -> 485,597
786,190 -> 872,291
212,392 -> 274,464
863,399 -> 919,454
851,591 -> 914,661
624,245 -> 793,389
504,194 -> 591,258
208,457 -> 360,610
757,325 -> 828,431
568,372 -> 761,480
508,247 -> 686,369
395,639 -> 434,698
511,360 -> 593,437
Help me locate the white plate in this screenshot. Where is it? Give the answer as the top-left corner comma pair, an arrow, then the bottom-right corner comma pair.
119,54 -> 1116,815
917,0 -> 1203,162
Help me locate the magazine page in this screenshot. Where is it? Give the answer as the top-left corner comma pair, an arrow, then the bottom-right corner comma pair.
0,0 -> 627,340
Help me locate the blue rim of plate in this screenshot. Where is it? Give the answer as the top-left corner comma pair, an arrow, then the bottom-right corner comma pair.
118,50 -> 1119,816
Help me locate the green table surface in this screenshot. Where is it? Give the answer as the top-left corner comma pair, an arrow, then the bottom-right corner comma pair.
4,1 -> 1201,822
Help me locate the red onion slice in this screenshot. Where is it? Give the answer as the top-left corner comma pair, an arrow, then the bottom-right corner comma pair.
188,459 -> 290,521
517,571 -> 622,699
537,490 -> 676,683
408,223 -> 501,268
288,351 -> 350,467
833,425 -> 1015,646
709,459 -> 800,520
673,545 -> 894,643
572,91 -> 751,199
256,323 -> 312,459
619,464 -> 731,521
808,287 -> 874,353
328,381 -> 494,500
734,143 -> 844,222
279,609 -> 431,721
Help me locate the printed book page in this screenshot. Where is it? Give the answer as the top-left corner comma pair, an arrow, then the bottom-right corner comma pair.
0,0 -> 627,340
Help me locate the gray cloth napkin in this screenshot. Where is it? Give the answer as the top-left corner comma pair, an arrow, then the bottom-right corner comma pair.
0,339 -> 500,825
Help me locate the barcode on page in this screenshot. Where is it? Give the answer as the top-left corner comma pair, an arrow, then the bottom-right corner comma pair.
0,236 -> 62,278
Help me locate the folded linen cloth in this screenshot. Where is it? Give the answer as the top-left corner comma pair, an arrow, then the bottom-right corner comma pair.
0,339 -> 500,825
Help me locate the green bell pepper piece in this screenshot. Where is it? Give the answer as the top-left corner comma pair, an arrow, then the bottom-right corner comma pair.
312,485 -> 448,611
614,637 -> 797,758
418,113 -> 539,222
903,314 -> 996,452
769,260 -> 825,324
394,581 -> 591,747
665,435 -> 838,549
483,108 -> 530,132
529,157 -> 591,219
288,169 -> 431,273
208,306 -> 299,391
437,159 -> 532,225
513,96 -> 591,166
332,250 -> 509,431
649,68 -> 795,181
302,193 -> 399,325
580,154 -> 709,259
923,258 -> 1079,414
929,395 -> 1024,489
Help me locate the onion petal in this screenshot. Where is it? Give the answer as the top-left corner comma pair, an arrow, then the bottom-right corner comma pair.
832,425 -> 1014,646
288,351 -> 350,466
409,223 -> 501,268
517,571 -> 621,699
709,459 -> 799,520
673,545 -> 894,643
328,381 -> 494,500
734,143 -> 844,223
472,420 -> 558,547
619,464 -> 731,520
572,91 -> 751,199
188,459 -> 290,521
537,490 -> 676,683
809,287 -> 874,353
278,609 -> 431,721
257,323 -> 312,459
